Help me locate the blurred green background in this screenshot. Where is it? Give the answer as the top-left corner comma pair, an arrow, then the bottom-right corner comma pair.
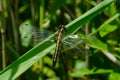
0,0 -> 120,80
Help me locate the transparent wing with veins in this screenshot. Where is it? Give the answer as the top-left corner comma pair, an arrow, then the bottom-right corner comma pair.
62,35 -> 92,58
32,28 -> 92,58
19,24 -> 92,57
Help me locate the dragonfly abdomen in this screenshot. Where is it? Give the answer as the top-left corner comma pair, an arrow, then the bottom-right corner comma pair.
53,25 -> 65,67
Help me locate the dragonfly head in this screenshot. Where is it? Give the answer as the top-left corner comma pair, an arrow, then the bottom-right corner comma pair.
59,25 -> 66,30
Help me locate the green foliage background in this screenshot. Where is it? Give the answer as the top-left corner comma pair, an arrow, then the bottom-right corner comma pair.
0,0 -> 120,80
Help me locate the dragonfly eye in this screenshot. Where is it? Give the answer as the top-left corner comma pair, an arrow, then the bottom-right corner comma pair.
59,25 -> 66,30
59,25 -> 64,28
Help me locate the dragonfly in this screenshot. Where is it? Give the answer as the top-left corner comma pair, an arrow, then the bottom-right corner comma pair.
19,24 -> 92,67
52,25 -> 92,67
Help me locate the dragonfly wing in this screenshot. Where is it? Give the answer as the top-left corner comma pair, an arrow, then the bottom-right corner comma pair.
32,28 -> 53,45
62,35 -> 92,58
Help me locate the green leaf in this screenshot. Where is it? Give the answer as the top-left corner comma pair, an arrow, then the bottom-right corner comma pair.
104,2 -> 117,16
0,0 -> 113,80
83,35 -> 109,52
91,13 -> 120,37
99,24 -> 118,37
70,68 -> 112,77
94,69 -> 112,74
70,69 -> 92,77
109,72 -> 120,80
